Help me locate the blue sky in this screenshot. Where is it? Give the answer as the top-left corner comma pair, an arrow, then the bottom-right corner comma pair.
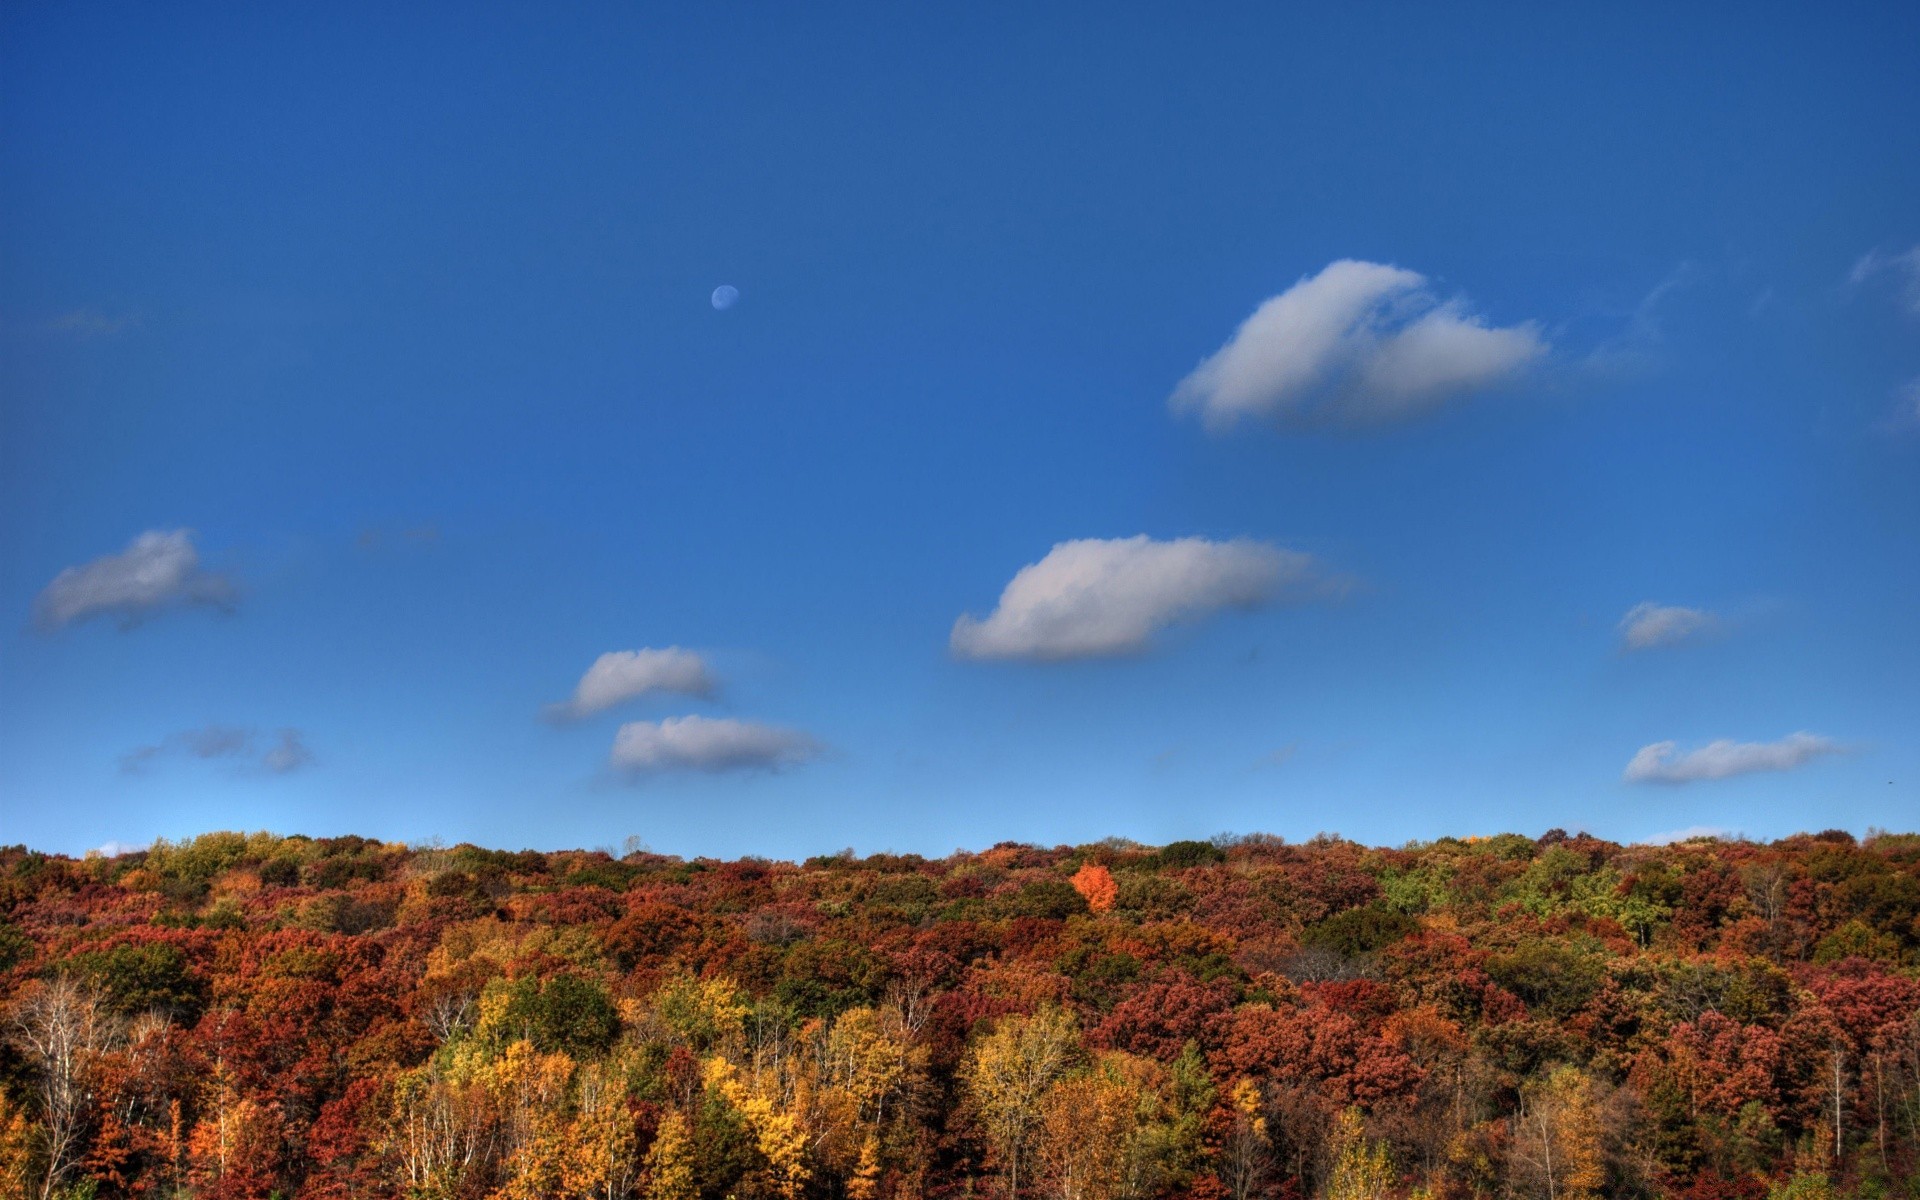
3,2 -> 1916,858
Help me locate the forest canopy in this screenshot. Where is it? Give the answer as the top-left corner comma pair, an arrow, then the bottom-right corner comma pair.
2,828 -> 1918,1200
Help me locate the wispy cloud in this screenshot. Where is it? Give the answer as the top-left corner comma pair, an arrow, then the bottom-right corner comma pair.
1170,259 -> 1547,429
610,715 -> 819,774
121,725 -> 315,775
1624,732 -> 1844,785
43,309 -> 141,338
951,535 -> 1339,662
1849,245 -> 1920,315
547,648 -> 718,720
35,529 -> 236,631
1618,602 -> 1719,651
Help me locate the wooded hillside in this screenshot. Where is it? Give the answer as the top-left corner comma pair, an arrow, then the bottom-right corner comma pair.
2,829 -> 1917,1199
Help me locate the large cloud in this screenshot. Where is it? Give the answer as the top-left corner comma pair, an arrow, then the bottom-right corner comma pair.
1624,732 -> 1843,785
610,715 -> 820,774
1170,259 -> 1547,429
1618,602 -> 1718,651
120,725 -> 315,775
548,648 -> 717,720
35,529 -> 236,630
951,535 -> 1332,661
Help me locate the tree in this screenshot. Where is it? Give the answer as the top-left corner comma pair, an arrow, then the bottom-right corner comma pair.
9,976 -> 120,1200
1321,1108 -> 1391,1200
1219,1078 -> 1269,1200
963,1007 -> 1080,1198
1509,1066 -> 1606,1200
1071,865 -> 1119,915
645,1109 -> 697,1200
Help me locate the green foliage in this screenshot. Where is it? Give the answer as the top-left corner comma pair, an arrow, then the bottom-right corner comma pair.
487,972 -> 620,1058
0,919 -> 30,972
1300,903 -> 1418,956
1767,1172 -> 1839,1200
65,941 -> 203,1019
1155,840 -> 1227,870
1486,937 -> 1607,1019
1001,879 -> 1090,921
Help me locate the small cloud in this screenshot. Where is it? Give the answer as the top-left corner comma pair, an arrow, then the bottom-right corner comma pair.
1260,743 -> 1301,769
1624,732 -> 1845,785
261,729 -> 314,774
1849,245 -> 1920,314
34,529 -> 236,631
951,535 -> 1341,662
1583,262 -> 1701,373
1880,377 -> 1920,434
1639,825 -> 1739,846
356,523 -> 441,551
44,309 -> 140,338
610,715 -> 819,774
1170,259 -> 1547,429
120,725 -> 315,776
1618,602 -> 1719,651
87,840 -> 150,859
547,648 -> 718,721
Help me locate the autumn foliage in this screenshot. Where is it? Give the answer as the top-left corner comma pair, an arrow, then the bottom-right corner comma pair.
0,827 -> 1918,1198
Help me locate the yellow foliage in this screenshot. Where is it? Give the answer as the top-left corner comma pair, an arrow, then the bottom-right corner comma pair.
1322,1108 -> 1392,1200
646,1109 -> 698,1200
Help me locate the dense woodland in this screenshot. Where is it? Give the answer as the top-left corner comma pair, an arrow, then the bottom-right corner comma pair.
1,829 -> 1918,1200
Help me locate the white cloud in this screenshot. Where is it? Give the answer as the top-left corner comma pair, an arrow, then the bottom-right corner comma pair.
1639,825 -> 1739,846
1170,259 -> 1547,429
1618,602 -> 1718,651
1849,245 -> 1920,314
951,535 -> 1333,662
548,648 -> 717,720
1624,732 -> 1844,785
610,715 -> 820,774
87,840 -> 150,858
120,725 -> 314,775
35,529 -> 236,630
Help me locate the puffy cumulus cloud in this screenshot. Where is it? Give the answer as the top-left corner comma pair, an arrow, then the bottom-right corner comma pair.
610,715 -> 820,774
1170,259 -> 1547,429
547,648 -> 718,720
35,529 -> 236,630
121,725 -> 315,775
951,535 -> 1334,662
1618,602 -> 1718,651
1624,732 -> 1844,785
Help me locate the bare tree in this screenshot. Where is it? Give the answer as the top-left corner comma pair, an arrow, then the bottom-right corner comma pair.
9,976 -> 122,1200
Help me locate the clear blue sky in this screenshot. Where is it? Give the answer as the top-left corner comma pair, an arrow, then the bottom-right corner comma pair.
3,2 -> 1916,857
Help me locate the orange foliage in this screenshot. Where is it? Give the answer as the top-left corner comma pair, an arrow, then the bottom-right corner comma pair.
1071,863 -> 1118,913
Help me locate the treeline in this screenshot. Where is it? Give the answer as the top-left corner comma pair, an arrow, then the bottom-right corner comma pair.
1,828 -> 1918,1200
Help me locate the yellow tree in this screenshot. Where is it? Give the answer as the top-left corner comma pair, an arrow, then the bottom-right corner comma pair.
1322,1108 -> 1392,1200
961,1006 -> 1080,1199
1219,1078 -> 1269,1200
1036,1066 -> 1137,1200
705,1056 -> 811,1200
644,1109 -> 697,1200
564,1058 -> 640,1200
460,1038 -> 578,1200
1509,1066 -> 1606,1200
0,1088 -> 36,1200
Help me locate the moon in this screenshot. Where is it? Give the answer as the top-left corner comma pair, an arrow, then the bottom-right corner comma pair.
711,285 -> 739,310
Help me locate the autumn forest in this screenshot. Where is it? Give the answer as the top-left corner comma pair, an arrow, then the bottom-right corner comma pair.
2,829 -> 1918,1200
